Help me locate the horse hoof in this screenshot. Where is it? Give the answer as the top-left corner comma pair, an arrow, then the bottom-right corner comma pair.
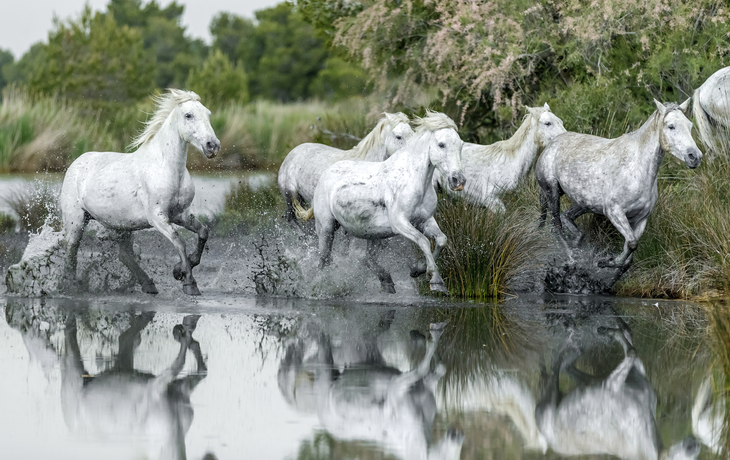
381,282 -> 396,294
429,321 -> 448,341
173,264 -> 185,281
173,324 -> 185,342
430,282 -> 449,294
183,283 -> 202,296
410,266 -> 426,278
141,283 -> 158,295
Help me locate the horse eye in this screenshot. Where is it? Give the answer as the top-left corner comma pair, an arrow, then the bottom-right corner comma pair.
668,124 -> 675,130
545,122 -> 552,126
396,135 -> 403,140
438,142 -> 446,148
185,113 -> 193,120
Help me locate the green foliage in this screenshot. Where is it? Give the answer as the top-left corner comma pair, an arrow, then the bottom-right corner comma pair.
435,182 -> 549,299
28,6 -> 155,103
0,213 -> 16,234
186,49 -> 248,107
0,49 -> 13,90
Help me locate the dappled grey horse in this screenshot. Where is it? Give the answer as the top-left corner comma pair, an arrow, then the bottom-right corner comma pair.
278,112 -> 413,229
298,111 -> 465,294
61,313 -> 207,460
60,89 -> 220,296
693,66 -> 730,157
434,104 -> 565,211
537,99 -> 701,277
278,320 -> 463,460
536,320 -> 700,460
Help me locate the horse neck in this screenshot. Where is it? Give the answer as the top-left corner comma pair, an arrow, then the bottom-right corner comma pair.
509,117 -> 540,176
405,132 -> 437,189
632,111 -> 665,181
146,114 -> 188,173
364,143 -> 388,161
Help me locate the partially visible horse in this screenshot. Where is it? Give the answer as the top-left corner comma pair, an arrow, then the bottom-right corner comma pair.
278,321 -> 464,460
278,112 -> 414,228
536,320 -> 700,460
692,375 -> 724,454
536,99 -> 701,277
693,66 -> 730,157
434,104 -> 565,211
60,89 -> 220,296
299,111 -> 465,294
61,312 -> 207,460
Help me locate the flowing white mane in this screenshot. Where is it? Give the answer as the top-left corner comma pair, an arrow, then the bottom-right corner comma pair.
413,110 -> 458,134
350,112 -> 410,160
477,106 -> 548,159
129,89 -> 201,150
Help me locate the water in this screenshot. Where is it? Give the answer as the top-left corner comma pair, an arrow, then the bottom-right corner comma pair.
0,294 -> 723,460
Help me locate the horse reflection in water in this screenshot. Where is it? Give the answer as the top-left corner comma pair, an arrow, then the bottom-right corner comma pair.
278,317 -> 463,460
536,318 -> 700,460
61,312 -> 207,460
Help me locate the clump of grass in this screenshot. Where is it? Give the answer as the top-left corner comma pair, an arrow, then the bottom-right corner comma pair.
0,212 -> 17,234
435,180 -> 549,299
214,179 -> 286,235
4,182 -> 61,232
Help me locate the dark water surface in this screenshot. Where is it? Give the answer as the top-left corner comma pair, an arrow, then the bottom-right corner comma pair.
0,294 -> 724,460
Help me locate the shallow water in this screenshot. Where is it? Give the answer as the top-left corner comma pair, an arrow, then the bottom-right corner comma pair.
0,294 -> 724,460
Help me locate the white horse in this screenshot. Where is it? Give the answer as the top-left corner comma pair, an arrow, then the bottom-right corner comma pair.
60,89 -> 220,296
536,99 -> 701,277
536,323 -> 700,460
693,66 -> 730,157
278,112 -> 414,228
298,111 -> 465,294
434,104 -> 566,211
692,375 -> 724,454
278,322 -> 464,460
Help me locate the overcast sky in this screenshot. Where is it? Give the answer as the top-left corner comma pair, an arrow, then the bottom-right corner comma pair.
0,0 -> 281,58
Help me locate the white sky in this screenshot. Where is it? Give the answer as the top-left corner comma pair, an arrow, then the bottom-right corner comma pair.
0,0 -> 281,59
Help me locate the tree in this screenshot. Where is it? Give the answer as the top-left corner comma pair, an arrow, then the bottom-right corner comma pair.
186,49 -> 248,106
0,49 -> 14,90
28,5 -> 155,102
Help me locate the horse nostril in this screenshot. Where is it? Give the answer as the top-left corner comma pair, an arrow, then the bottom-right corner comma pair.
688,153 -> 696,161
206,141 -> 214,151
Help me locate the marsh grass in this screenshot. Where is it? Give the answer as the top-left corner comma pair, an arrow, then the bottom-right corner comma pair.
707,303 -> 730,457
435,178 -> 550,299
214,179 -> 286,236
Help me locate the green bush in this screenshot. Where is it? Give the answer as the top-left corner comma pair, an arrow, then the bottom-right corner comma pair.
186,49 -> 249,107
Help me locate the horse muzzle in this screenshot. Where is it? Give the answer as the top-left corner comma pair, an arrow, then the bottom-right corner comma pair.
448,172 -> 466,192
685,149 -> 702,169
204,139 -> 221,159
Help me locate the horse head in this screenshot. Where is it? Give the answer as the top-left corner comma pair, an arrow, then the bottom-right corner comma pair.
654,98 -> 702,169
131,89 -> 221,159
528,103 -> 567,148
415,111 -> 465,191
382,112 -> 415,159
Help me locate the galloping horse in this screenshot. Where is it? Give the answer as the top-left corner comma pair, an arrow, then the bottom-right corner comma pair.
434,104 -> 565,211
60,89 -> 220,296
278,112 -> 413,228
536,321 -> 700,460
537,99 -> 701,275
693,66 -> 730,157
299,111 -> 465,294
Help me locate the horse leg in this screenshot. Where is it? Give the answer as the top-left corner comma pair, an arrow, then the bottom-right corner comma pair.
410,217 -> 446,278
172,211 -> 209,275
387,321 -> 447,400
283,191 -> 305,232
148,212 -> 200,296
117,232 -> 158,294
116,311 -> 155,371
315,214 -> 336,269
546,184 -> 563,232
63,208 -> 90,285
598,208 -> 638,269
391,214 -> 447,294
561,204 -> 589,247
364,239 -> 395,293
597,325 -> 639,392
538,188 -> 549,228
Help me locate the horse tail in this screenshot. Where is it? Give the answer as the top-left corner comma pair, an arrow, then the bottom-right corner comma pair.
292,193 -> 314,222
693,88 -> 719,155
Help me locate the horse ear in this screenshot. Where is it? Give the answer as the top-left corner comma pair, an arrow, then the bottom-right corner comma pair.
543,102 -> 551,111
526,107 -> 537,117
653,98 -> 666,115
679,98 -> 691,114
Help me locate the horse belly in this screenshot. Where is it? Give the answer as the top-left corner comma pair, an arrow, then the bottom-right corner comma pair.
333,201 -> 394,239
80,161 -> 151,230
